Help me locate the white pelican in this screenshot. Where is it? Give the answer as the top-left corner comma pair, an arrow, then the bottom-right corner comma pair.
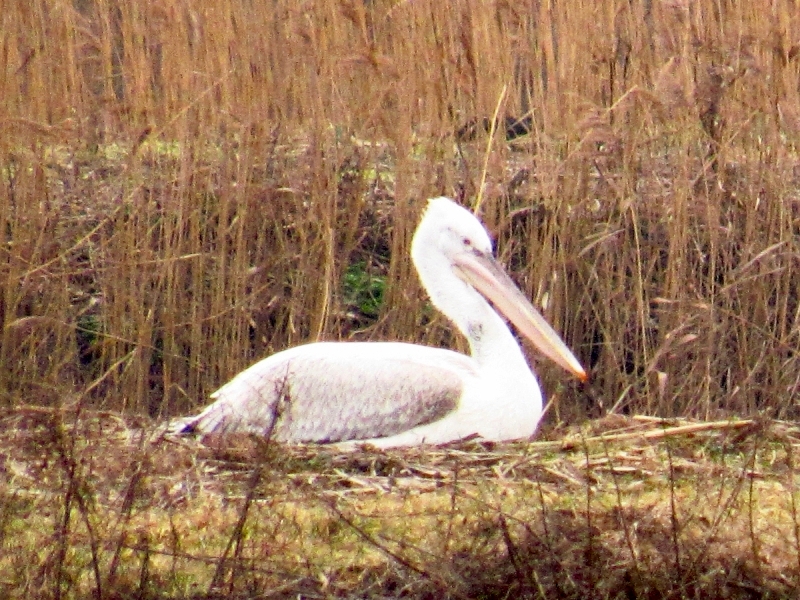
171,197 -> 586,448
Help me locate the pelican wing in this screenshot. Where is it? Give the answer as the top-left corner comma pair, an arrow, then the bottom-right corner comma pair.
180,342 -> 475,443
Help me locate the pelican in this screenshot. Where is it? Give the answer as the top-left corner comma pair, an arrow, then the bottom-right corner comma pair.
171,197 -> 586,448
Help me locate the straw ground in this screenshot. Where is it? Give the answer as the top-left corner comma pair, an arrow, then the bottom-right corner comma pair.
3,406 -> 800,598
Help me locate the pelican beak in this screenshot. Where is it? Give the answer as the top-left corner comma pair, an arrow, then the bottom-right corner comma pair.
453,250 -> 588,382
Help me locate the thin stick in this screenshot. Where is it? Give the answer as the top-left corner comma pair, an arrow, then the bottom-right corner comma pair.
527,419 -> 756,452
473,84 -> 507,214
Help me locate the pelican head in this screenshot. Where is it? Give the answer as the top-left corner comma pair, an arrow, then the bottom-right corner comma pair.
412,197 -> 587,382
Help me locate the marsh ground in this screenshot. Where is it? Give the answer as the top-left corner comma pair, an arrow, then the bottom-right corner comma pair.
4,407 -> 800,599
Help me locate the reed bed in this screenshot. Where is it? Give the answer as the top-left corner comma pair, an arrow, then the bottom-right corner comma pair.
1,0 -> 797,421
2,0 -> 800,596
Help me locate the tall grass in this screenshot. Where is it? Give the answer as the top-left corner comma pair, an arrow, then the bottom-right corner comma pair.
0,0 -> 798,422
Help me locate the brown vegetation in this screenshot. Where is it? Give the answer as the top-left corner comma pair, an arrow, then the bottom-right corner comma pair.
1,0 -> 798,421
2,0 -> 800,597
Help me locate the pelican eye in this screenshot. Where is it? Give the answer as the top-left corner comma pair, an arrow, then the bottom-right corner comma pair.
462,237 -> 472,246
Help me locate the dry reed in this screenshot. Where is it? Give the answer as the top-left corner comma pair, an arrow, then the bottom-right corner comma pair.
1,0 -> 798,422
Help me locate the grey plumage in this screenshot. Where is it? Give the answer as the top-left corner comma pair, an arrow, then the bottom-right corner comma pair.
173,342 -> 469,443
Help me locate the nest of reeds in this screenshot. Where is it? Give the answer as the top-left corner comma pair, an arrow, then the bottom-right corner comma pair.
2,405 -> 800,599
